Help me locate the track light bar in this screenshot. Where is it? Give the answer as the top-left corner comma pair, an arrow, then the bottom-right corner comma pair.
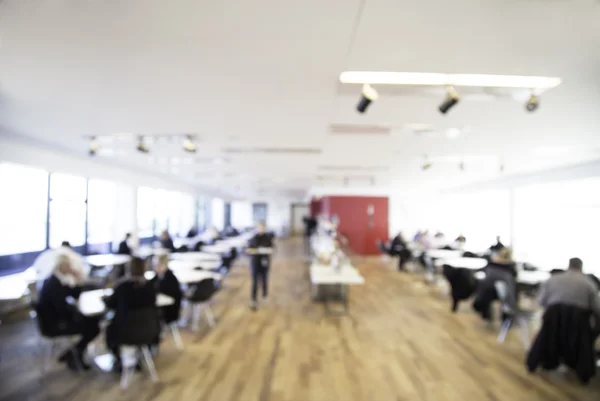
340,71 -> 562,90
88,136 -> 99,156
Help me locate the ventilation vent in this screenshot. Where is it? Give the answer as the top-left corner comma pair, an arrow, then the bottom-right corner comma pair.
222,147 -> 322,155
329,124 -> 390,135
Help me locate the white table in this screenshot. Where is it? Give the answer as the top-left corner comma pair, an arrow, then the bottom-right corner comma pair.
0,275 -> 29,301
310,263 -> 364,314
201,245 -> 233,254
78,289 -> 174,317
517,270 -> 551,286
85,254 -> 132,267
135,247 -> 170,259
169,259 -> 222,271
426,249 -> 463,260
439,257 -> 488,270
170,252 -> 221,262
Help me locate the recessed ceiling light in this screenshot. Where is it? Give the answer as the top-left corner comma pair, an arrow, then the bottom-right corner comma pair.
446,128 -> 461,138
339,71 -> 562,90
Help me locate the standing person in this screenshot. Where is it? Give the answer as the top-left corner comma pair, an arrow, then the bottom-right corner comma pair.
37,254 -> 100,371
246,221 -> 274,310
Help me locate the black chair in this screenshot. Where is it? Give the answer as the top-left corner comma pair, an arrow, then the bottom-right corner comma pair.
117,308 -> 161,388
185,278 -> 217,331
442,265 -> 477,312
31,301 -> 83,374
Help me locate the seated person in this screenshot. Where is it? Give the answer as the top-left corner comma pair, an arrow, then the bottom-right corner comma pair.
538,257 -> 600,340
104,257 -> 158,371
389,232 -> 412,271
489,236 -> 505,252
117,233 -> 133,255
150,255 -> 183,324
186,226 -> 199,239
159,230 -> 176,252
473,248 -> 517,321
38,254 -> 100,371
452,235 -> 467,250
223,225 -> 240,238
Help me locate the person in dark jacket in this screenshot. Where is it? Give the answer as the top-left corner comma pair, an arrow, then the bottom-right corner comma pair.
246,221 -> 274,310
489,236 -> 505,252
159,230 -> 176,252
389,232 -> 412,271
186,226 -> 199,239
117,233 -> 133,255
150,255 -> 183,324
37,253 -> 100,371
473,248 -> 517,321
527,304 -> 597,383
103,257 -> 158,370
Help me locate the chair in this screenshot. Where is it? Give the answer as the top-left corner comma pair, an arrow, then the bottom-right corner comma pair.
442,265 -> 476,312
117,308 -> 161,389
185,278 -> 217,331
31,301 -> 83,375
495,281 -> 534,349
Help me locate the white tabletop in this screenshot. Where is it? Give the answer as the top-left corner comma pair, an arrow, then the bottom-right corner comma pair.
85,254 -> 132,267
170,252 -> 221,262
202,245 -> 232,254
0,275 -> 29,301
517,270 -> 551,286
439,257 -> 488,270
426,249 -> 463,260
169,259 -> 222,271
310,263 -> 365,285
172,269 -> 221,284
78,289 -> 174,316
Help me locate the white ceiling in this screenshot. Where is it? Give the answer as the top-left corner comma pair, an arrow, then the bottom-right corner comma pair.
1,0 -> 600,198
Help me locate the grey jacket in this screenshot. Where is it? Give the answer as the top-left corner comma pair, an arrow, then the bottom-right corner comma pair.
538,270 -> 600,323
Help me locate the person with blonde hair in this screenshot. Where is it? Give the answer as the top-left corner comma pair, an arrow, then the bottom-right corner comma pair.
37,253 -> 100,371
473,247 -> 518,321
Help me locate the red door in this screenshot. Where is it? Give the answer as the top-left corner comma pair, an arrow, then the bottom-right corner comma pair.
322,196 -> 389,255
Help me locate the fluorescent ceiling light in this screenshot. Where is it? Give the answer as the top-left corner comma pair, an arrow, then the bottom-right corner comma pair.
339,71 -> 562,89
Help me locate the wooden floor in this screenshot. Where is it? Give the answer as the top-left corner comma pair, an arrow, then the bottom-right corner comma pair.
1,238 -> 599,401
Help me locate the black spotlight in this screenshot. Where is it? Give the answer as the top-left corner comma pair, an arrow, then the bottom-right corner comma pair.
356,84 -> 378,113
136,136 -> 150,153
422,161 -> 432,171
438,86 -> 460,114
88,136 -> 99,156
525,94 -> 539,112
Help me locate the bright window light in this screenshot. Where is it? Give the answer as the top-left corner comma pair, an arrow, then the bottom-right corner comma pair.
339,71 -> 562,89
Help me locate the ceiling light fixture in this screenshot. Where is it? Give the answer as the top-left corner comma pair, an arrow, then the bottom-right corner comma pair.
356,84 -> 378,113
136,136 -> 150,154
422,155 -> 432,171
340,71 -> 562,90
439,86 -> 460,114
525,94 -> 539,112
182,135 -> 197,153
88,136 -> 99,156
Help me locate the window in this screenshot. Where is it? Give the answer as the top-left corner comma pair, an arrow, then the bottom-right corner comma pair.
49,173 -> 87,248
87,179 -> 116,245
252,203 -> 268,225
137,187 -> 156,238
176,193 -> 196,237
154,189 -> 172,234
514,178 -> 600,274
224,202 -> 232,228
0,163 -> 49,255
197,198 -> 208,230
211,198 -> 225,230
166,191 -> 183,236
